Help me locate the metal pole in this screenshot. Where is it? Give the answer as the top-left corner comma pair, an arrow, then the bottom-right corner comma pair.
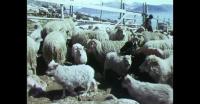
156,16 -> 159,30
119,0 -> 122,19
61,4 -> 64,19
72,5 -> 73,17
100,2 -> 103,22
142,3 -> 145,24
122,2 -> 125,25
146,2 -> 148,14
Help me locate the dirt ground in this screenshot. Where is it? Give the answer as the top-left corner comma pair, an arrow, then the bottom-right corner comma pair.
27,74 -> 133,104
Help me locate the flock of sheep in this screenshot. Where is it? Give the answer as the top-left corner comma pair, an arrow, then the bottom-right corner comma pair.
27,4 -> 61,17
27,17 -> 173,104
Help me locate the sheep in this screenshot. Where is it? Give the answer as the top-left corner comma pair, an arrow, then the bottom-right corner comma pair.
120,39 -> 140,56
27,5 -> 39,15
86,39 -> 127,74
42,31 -> 67,64
92,29 -> 110,41
41,18 -> 75,40
27,75 -> 47,95
70,29 -> 110,48
104,52 -> 132,79
143,39 -> 173,50
27,36 -> 37,75
107,26 -> 128,41
122,74 -> 173,104
87,39 -> 126,63
71,43 -> 87,64
29,22 -> 43,53
142,31 -> 169,43
77,29 -> 109,41
139,54 -> 173,86
46,60 -> 98,97
70,33 -> 89,48
120,40 -> 173,59
155,48 -> 173,59
120,46 -> 169,82
38,7 -> 50,17
135,26 -> 145,33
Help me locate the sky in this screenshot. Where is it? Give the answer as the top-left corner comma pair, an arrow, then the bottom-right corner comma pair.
71,0 -> 173,5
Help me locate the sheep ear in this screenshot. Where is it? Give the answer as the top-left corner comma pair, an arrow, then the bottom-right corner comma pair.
53,63 -> 59,69
33,84 -> 36,88
84,47 -> 87,50
87,39 -> 91,44
125,76 -> 131,83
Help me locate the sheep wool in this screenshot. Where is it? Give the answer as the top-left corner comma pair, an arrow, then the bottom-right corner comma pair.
122,75 -> 173,104
27,36 -> 37,75
42,31 -> 67,64
46,60 -> 97,97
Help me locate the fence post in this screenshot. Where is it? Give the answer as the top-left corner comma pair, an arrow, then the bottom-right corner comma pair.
61,4 -> 64,19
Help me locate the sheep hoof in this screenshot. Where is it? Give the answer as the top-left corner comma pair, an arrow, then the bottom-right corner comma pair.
61,95 -> 66,99
80,93 -> 89,97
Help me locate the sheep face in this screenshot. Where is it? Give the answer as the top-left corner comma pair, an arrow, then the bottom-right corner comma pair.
139,55 -> 161,78
72,43 -> 84,56
115,27 -> 126,40
86,39 -> 100,53
73,43 -> 84,50
121,75 -> 132,88
121,55 -> 132,74
120,40 -> 138,55
46,60 -> 59,76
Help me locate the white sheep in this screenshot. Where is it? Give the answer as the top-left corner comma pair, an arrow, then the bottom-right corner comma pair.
27,36 -> 37,75
42,31 -> 67,64
76,29 -> 109,41
71,43 -> 87,64
29,22 -> 43,52
70,28 -> 109,48
139,54 -> 173,86
107,26 -> 128,41
143,39 -> 173,50
92,29 -> 110,41
46,60 -> 98,97
27,75 -> 47,93
86,39 -> 126,65
39,7 -> 50,17
41,18 -> 75,40
155,48 -> 173,59
70,33 -> 89,48
27,5 -> 39,15
122,74 -> 173,104
104,52 -> 132,78
142,31 -> 169,43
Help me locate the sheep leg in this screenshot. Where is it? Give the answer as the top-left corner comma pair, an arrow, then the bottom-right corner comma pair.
61,88 -> 66,98
33,69 -> 37,75
103,69 -> 106,80
80,83 -> 91,96
92,79 -> 98,92
67,86 -> 77,96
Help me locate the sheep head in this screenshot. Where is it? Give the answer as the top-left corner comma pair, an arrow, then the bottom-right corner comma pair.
46,60 -> 59,76
86,39 -> 101,53
139,55 -> 161,78
120,40 -> 139,55
122,55 -> 132,70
